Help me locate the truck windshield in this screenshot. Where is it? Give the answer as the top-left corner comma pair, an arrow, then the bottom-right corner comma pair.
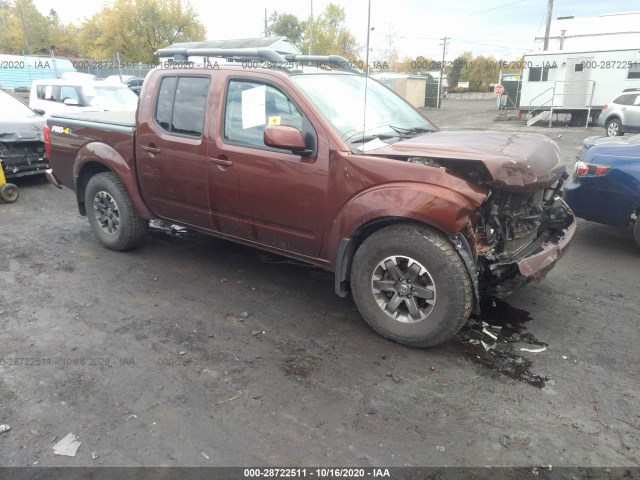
292,73 -> 435,146
81,85 -> 138,110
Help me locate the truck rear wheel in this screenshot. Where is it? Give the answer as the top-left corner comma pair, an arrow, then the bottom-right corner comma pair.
350,224 -> 473,348
85,172 -> 148,251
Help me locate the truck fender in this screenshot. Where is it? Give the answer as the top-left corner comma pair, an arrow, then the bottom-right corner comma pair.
73,142 -> 154,218
329,183 -> 486,303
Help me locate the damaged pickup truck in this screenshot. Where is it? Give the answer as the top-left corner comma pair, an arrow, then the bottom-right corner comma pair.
45,48 -> 575,347
0,90 -> 49,179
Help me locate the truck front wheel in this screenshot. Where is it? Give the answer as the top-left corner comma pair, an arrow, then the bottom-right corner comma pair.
350,224 -> 473,347
85,172 -> 148,251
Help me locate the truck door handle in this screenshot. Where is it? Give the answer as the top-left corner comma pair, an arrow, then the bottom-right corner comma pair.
210,157 -> 234,167
142,145 -> 161,155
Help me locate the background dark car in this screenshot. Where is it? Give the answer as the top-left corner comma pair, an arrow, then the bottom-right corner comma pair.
0,90 -> 49,178
565,134 -> 640,247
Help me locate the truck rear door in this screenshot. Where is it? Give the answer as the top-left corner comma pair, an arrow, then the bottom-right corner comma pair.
135,74 -> 212,228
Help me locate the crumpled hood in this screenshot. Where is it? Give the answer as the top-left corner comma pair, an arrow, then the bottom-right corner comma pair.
367,130 -> 567,190
0,117 -> 45,143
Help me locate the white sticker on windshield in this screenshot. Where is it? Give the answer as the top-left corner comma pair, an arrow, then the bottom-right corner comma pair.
242,85 -> 266,129
357,137 -> 388,153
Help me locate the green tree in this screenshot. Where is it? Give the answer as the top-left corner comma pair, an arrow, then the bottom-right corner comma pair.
268,11 -> 304,46
448,52 -> 473,88
78,0 -> 206,63
47,9 -> 79,57
0,0 -> 50,54
301,3 -> 359,59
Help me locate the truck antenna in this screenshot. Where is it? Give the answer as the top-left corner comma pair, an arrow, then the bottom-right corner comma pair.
362,0 -> 372,148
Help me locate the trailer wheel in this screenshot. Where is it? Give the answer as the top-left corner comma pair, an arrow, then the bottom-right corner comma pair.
85,172 -> 148,251
605,118 -> 623,137
0,183 -> 19,203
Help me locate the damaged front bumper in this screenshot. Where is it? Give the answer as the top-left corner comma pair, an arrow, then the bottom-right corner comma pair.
486,200 -> 577,296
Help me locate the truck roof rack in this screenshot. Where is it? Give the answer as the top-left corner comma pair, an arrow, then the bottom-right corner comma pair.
154,47 -> 360,73
622,88 -> 640,92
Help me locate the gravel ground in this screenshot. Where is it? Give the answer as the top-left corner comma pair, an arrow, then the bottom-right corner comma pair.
1,99 -> 639,472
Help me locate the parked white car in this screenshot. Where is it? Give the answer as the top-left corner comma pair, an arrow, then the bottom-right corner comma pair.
29,79 -> 138,116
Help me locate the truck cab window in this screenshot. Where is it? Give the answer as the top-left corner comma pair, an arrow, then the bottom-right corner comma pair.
155,76 -> 210,137
224,80 -> 303,148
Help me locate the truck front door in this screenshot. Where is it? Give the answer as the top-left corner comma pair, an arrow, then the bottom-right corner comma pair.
208,77 -> 328,257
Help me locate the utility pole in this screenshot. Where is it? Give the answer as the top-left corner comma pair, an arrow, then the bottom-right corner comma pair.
16,0 -> 31,55
308,0 -> 313,55
543,0 -> 554,51
437,36 -> 448,109
264,9 -> 268,37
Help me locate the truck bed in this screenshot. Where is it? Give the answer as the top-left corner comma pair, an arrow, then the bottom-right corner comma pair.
50,110 -> 136,129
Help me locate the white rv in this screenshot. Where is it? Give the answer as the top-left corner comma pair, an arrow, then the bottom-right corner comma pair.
520,48 -> 640,126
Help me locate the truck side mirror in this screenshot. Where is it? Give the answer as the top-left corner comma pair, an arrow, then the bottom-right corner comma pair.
264,125 -> 311,155
63,98 -> 79,106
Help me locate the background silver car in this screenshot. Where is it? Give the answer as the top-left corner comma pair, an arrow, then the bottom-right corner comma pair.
598,88 -> 640,137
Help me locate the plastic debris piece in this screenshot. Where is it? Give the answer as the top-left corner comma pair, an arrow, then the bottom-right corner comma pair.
436,446 -> 445,452
481,340 -> 496,351
251,330 -> 263,336
126,414 -> 137,421
179,351 -> 187,355
92,452 -> 98,460
562,356 -> 568,360
482,328 -> 498,340
52,433 -> 81,457
0,424 -> 10,434
520,346 -> 547,353
201,452 -> 210,460
500,434 -> 511,448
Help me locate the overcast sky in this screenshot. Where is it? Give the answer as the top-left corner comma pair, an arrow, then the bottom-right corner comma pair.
32,0 -> 640,60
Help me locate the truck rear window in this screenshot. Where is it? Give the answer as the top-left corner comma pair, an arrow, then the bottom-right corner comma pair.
155,76 -> 210,137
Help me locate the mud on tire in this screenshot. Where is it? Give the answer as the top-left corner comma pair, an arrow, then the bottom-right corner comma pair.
350,224 -> 473,348
85,172 -> 148,251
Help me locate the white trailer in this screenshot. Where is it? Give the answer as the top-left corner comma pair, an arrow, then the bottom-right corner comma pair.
520,48 -> 640,126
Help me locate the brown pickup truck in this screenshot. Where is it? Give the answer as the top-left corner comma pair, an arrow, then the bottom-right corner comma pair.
45,48 -> 576,348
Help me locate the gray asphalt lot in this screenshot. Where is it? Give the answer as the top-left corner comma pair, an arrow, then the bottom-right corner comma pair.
1,99 -> 639,471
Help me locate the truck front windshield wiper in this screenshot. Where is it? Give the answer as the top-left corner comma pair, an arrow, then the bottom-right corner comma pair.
388,125 -> 432,135
349,133 -> 397,144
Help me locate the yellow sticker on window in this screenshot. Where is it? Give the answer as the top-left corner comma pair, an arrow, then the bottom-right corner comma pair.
268,115 -> 281,126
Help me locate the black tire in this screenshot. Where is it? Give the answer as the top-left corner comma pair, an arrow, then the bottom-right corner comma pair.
605,118 -> 624,137
350,224 -> 473,348
0,183 -> 19,203
85,172 -> 148,251
634,218 -> 640,250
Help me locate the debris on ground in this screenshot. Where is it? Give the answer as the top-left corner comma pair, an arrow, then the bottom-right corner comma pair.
251,330 -> 264,338
215,394 -> 240,405
201,452 -> 210,460
52,432 -> 81,457
385,372 -> 401,383
0,424 -> 10,434
126,414 -> 137,421
179,351 -> 187,355
240,312 -> 251,318
500,434 -> 511,448
436,445 -> 445,452
520,346 -> 548,353
92,452 -> 98,460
